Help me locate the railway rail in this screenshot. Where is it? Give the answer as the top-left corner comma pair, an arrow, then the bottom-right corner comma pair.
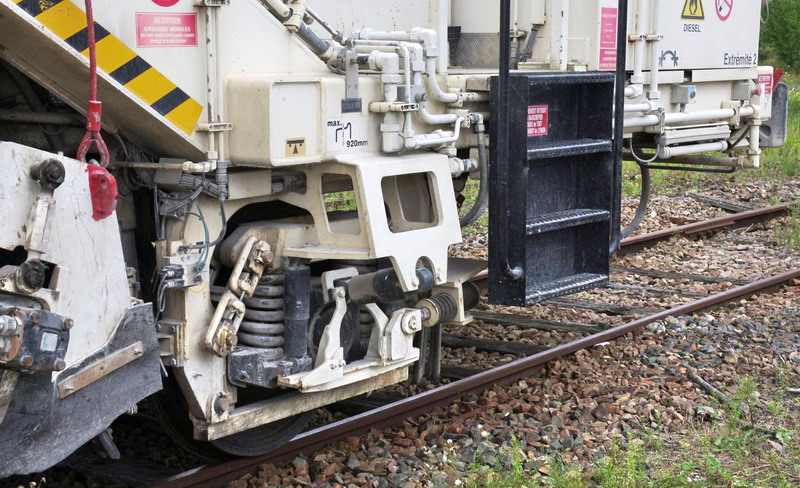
148,202 -> 798,488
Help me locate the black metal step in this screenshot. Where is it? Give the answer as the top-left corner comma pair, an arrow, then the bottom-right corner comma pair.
527,139 -> 611,160
525,273 -> 608,304
526,208 -> 610,235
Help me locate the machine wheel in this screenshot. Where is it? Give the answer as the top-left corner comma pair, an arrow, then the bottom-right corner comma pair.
150,375 -> 313,459
210,411 -> 313,456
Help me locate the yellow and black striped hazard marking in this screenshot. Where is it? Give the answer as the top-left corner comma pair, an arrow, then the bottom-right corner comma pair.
12,0 -> 203,135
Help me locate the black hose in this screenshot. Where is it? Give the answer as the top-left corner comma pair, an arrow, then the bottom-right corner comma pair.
620,163 -> 651,238
459,121 -> 489,228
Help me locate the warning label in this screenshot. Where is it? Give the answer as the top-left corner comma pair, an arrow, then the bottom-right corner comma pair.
326,118 -> 369,152
681,0 -> 705,20
758,73 -> 773,95
285,138 -> 307,157
527,105 -> 549,137
136,13 -> 197,47
598,7 -> 617,70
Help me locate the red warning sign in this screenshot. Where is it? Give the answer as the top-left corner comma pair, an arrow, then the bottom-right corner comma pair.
137,12 -> 197,47
527,105 -> 549,137
758,73 -> 773,95
598,7 -> 618,70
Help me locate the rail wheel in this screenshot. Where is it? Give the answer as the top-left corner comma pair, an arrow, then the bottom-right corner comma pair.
150,375 -> 313,459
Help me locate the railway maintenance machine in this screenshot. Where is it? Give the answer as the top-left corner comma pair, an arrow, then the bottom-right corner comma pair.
0,0 -> 786,475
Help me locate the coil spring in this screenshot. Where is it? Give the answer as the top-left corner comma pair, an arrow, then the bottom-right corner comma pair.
211,273 -> 285,360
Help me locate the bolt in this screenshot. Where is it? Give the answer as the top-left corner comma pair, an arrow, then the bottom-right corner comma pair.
29,312 -> 42,324
19,354 -> 34,368
169,325 -> 177,334
238,371 -> 250,380
54,359 -> 66,371
64,385 -> 74,393
36,159 -> 66,190
260,250 -> 274,264
133,347 -> 143,356
213,395 -> 230,415
0,315 -> 20,335
18,262 -> 46,293
225,332 -> 238,348
169,358 -> 177,366
62,318 -> 74,330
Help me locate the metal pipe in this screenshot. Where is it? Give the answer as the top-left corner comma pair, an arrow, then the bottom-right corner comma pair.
355,42 -> 413,103
624,153 -> 740,168
658,141 -> 727,158
631,0 -> 646,87
260,0 -> 291,19
624,105 -> 756,129
647,0 -> 661,100
424,58 -> 458,104
406,116 -> 464,149
418,105 -> 458,125
1,62 -> 65,152
609,0 -> 629,255
550,0 -> 570,70
305,6 -> 343,42
203,7 -> 218,160
497,0 -> 521,280
297,23 -> 331,57
624,102 -> 652,113
0,109 -> 83,126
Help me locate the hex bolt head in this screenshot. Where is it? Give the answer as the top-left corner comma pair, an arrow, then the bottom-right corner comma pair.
54,359 -> 66,371
35,159 -> 66,190
29,312 -> 42,324
20,354 -> 34,368
62,318 -> 74,330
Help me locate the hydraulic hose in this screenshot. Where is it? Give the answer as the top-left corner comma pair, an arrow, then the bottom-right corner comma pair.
620,163 -> 651,238
459,119 -> 489,228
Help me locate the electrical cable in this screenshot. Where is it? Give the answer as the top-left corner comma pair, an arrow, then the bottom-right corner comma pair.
186,210 -> 210,273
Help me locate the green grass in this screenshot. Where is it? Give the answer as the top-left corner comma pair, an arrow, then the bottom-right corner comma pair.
458,374 -> 800,487
775,206 -> 800,248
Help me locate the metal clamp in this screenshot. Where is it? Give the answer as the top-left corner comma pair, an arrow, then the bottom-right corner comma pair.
204,291 -> 245,357
227,237 -> 272,297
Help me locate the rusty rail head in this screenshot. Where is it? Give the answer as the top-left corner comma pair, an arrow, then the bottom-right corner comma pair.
151,268 -> 800,488
618,202 -> 794,254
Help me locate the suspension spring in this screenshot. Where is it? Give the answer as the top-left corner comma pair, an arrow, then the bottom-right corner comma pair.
211,273 -> 285,360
